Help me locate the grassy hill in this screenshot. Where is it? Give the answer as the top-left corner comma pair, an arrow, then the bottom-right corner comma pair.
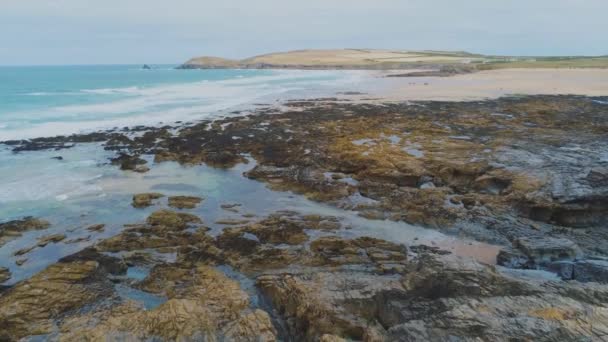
179,49 -> 608,70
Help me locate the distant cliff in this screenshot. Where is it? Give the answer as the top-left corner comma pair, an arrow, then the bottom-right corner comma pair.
178,56 -> 241,69
177,49 -> 484,70
178,49 -> 608,70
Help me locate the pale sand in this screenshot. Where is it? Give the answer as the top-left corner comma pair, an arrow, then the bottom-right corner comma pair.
363,68 -> 608,102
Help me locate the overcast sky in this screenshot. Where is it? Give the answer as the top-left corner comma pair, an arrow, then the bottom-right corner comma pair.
1,0 -> 606,65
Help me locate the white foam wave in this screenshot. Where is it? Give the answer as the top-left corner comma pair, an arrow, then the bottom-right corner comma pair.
81,86 -> 141,95
22,91 -> 81,96
0,145 -> 111,203
0,70 -> 366,141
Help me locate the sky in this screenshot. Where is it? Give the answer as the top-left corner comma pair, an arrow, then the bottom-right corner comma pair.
0,0 -> 607,65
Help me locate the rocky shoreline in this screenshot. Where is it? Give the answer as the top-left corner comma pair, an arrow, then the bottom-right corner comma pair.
1,94 -> 608,340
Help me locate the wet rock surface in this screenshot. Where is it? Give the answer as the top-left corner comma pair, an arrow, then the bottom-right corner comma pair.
167,195 -> 203,209
0,260 -> 115,340
2,95 -> 608,340
0,208 -> 607,341
0,267 -> 10,283
132,192 -> 164,208
0,217 -> 51,247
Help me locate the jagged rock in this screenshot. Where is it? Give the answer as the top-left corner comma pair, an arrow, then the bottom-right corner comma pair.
0,217 -> 50,247
0,261 -> 115,340
59,265 -> 277,341
132,192 -> 164,208
387,255 -> 608,341
167,195 -> 203,209
257,271 -> 396,340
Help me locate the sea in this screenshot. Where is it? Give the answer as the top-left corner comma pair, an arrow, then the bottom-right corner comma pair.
0,65 -> 367,140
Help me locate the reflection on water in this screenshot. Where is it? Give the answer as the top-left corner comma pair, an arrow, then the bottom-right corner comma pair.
115,284 -> 167,310
0,142 -> 500,285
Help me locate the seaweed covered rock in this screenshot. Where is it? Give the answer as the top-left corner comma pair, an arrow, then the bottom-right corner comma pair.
0,217 -> 50,247
146,209 -> 202,228
132,192 -> 164,208
111,152 -> 149,172
0,260 -> 115,340
167,195 -> 203,209
59,264 -> 277,341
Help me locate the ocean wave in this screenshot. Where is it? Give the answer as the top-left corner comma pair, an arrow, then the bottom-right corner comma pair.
21,91 -> 81,96
0,145 -> 110,203
0,70 -> 365,141
81,86 -> 141,95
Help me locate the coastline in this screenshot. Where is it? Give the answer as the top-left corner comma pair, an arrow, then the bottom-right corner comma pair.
1,67 -> 608,340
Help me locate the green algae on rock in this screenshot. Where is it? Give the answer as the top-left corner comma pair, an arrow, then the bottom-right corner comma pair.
132,193 -> 164,208
0,217 -> 50,247
167,195 -> 203,209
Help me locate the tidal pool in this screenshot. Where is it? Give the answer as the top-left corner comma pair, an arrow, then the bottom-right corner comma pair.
0,142 -> 500,284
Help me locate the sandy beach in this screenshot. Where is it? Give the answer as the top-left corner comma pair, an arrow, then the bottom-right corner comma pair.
369,68 -> 608,101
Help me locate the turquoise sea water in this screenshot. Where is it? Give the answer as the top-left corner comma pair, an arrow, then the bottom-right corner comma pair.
0,65 -> 357,140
